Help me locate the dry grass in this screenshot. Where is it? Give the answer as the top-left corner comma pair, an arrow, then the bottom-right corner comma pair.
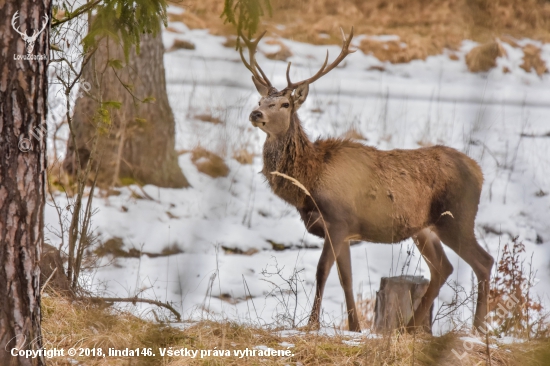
41,293 -> 188,366
340,295 -> 375,331
520,44 -> 548,76
233,148 -> 254,165
169,0 -> 550,63
341,127 -> 367,141
194,113 -> 223,124
168,38 -> 196,51
264,39 -> 293,61
465,40 -> 507,72
191,147 -> 230,178
41,292 -> 550,365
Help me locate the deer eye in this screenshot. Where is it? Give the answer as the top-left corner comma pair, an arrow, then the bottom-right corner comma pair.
282,103 -> 290,108
258,102 -> 261,106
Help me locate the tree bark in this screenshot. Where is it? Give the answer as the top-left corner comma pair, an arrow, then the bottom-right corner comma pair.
63,30 -> 189,188
0,1 -> 50,365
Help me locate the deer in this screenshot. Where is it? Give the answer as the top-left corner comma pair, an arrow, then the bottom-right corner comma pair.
239,28 -> 494,333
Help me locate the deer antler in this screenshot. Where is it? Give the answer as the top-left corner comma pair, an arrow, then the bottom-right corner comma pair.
11,11 -> 49,40
33,13 -> 49,39
285,27 -> 355,91
238,31 -> 273,88
11,11 -> 27,38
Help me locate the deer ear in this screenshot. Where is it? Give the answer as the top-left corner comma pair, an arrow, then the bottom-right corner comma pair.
293,83 -> 309,110
252,76 -> 270,97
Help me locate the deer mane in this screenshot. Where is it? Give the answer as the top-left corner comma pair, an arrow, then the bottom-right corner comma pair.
262,113 -> 321,208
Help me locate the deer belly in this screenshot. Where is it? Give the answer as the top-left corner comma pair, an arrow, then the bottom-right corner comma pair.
354,205 -> 428,244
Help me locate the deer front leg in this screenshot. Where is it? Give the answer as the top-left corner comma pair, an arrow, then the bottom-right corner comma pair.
336,241 -> 361,332
308,226 -> 347,329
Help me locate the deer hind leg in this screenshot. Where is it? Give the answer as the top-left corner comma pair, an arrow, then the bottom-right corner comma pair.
308,225 -> 348,329
406,228 -> 453,333
435,224 -> 494,330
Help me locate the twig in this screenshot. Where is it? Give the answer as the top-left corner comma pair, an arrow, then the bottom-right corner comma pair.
41,268 -> 58,296
85,296 -> 181,321
51,0 -> 102,28
242,275 -> 261,325
520,132 -> 550,138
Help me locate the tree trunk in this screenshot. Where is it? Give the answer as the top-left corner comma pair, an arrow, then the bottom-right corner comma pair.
374,275 -> 433,334
63,29 -> 189,188
0,1 -> 50,365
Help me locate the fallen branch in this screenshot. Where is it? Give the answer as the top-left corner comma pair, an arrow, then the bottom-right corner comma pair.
84,296 -> 181,321
520,132 -> 550,138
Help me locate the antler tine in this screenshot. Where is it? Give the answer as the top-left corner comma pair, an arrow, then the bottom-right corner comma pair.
285,27 -> 355,90
238,31 -> 272,88
38,13 -> 49,35
285,62 -> 292,86
11,11 -> 26,37
286,49 -> 329,89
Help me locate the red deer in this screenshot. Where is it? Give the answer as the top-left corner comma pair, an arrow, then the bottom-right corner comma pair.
239,28 -> 494,332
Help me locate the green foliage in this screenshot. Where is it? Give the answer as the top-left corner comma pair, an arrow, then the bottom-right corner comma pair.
221,0 -> 272,38
141,96 -> 156,103
102,101 -> 122,109
82,0 -> 168,61
93,101 -> 124,133
94,107 -> 111,134
107,59 -> 124,69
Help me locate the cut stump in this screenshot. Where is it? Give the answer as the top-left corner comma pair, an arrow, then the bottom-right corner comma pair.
374,275 -> 433,333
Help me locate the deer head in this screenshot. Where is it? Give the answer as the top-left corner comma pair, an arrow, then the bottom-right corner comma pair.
12,11 -> 49,55
241,28 -> 355,139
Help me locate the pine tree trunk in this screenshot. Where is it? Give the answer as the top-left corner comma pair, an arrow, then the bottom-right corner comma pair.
63,29 -> 189,188
0,1 -> 50,365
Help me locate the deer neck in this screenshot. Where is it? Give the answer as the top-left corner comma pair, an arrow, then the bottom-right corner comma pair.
262,113 -> 318,208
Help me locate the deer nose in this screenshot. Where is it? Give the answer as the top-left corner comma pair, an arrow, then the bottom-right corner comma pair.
250,110 -> 263,121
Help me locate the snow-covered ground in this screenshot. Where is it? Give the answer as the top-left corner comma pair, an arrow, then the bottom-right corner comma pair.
45,11 -> 550,335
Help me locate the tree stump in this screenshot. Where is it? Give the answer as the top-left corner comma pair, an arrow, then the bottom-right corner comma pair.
374,275 -> 433,333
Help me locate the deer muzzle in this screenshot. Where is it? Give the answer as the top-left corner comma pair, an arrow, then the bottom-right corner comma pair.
249,110 -> 266,127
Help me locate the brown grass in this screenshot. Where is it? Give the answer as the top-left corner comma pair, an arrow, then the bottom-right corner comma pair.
520,44 -> 548,76
41,294 -> 187,366
233,149 -> 254,165
191,147 -> 229,178
264,39 -> 293,61
169,38 -> 196,51
194,113 -> 223,124
465,40 -> 507,72
169,0 -> 550,63
341,127 -> 367,141
41,292 -> 550,365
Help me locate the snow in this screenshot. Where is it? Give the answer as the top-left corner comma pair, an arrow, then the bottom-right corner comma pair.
45,19 -> 550,336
